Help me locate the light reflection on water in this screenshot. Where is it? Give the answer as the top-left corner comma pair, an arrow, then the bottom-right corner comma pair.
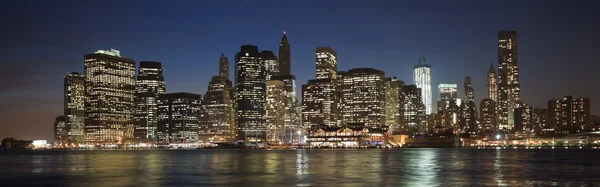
1,149 -> 600,186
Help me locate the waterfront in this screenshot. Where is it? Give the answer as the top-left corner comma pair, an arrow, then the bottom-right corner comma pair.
1,149 -> 599,186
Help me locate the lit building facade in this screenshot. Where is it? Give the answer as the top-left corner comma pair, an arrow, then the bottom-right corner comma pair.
84,49 -> 136,144
272,75 -> 301,143
532,108 -> 547,134
414,59 -> 432,114
402,85 -> 425,134
234,45 -> 266,142
340,68 -> 386,127
133,61 -> 165,141
487,63 -> 498,102
157,92 -> 202,144
54,116 -> 68,146
278,31 -> 291,76
547,96 -> 590,133
219,53 -> 229,78
203,76 -> 234,142
460,77 -> 477,133
316,47 -> 337,80
261,50 -> 279,80
497,30 -> 520,130
266,80 -> 286,143
64,72 -> 85,145
385,77 -> 404,130
302,78 -> 337,128
479,99 -> 497,133
514,103 -> 532,133
437,84 -> 458,112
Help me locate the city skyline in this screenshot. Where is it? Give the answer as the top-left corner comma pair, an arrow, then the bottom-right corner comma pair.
1,1 -> 599,141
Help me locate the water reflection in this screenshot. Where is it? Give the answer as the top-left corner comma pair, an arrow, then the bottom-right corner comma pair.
1,149 -> 600,186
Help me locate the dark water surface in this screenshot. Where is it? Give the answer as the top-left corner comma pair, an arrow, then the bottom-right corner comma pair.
1,149 -> 599,186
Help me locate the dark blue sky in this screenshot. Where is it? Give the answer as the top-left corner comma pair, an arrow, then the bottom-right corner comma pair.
1,0 -> 599,141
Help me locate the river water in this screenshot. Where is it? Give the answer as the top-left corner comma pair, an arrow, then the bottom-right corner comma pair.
1,149 -> 599,186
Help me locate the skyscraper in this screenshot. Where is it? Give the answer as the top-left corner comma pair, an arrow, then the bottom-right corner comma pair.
402,85 -> 425,134
497,30 -> 520,130
272,75 -> 300,143
157,92 -> 202,144
54,116 -> 68,146
265,80 -> 286,143
461,76 -> 477,133
437,84 -> 458,112
302,78 -> 337,128
487,63 -> 498,102
414,58 -> 432,114
133,61 -> 165,141
385,77 -> 404,130
84,49 -> 136,144
234,45 -> 266,143
315,47 -> 337,80
547,96 -> 590,133
219,53 -> 229,78
340,68 -> 386,127
514,104 -> 532,133
278,31 -> 291,76
64,72 -> 85,145
261,50 -> 279,80
479,99 -> 497,133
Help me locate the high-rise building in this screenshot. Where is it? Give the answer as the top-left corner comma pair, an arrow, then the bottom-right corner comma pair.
340,68 -> 386,127
54,116 -> 68,146
479,99 -> 497,133
133,61 -> 165,141
414,58 -> 432,114
234,45 -> 266,142
157,93 -> 202,144
487,63 -> 498,102
460,77 -> 477,133
272,75 -> 301,143
261,50 -> 279,80
278,31 -> 291,76
532,108 -> 547,134
437,84 -> 458,112
219,53 -> 229,78
385,77 -> 404,130
301,79 -> 337,128
265,80 -> 286,143
514,103 -> 532,133
84,49 -> 136,144
402,85 -> 425,134
64,72 -> 85,145
315,47 -> 337,80
547,96 -> 590,133
203,76 -> 234,143
497,30 -> 520,130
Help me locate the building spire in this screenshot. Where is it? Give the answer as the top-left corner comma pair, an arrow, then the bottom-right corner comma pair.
488,62 -> 495,73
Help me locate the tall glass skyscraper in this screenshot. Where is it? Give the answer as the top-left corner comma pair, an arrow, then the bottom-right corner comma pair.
315,47 -> 337,80
498,30 -> 520,130
414,58 -> 432,114
157,92 -> 202,144
133,61 -> 165,141
234,45 -> 266,143
84,49 -> 136,144
339,68 -> 386,127
64,72 -> 85,145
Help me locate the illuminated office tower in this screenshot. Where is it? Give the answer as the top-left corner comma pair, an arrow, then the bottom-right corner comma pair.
302,78 -> 336,128
234,45 -> 266,143
514,103 -> 532,133
203,76 -> 234,142
279,31 -> 291,76
84,49 -> 136,144
265,80 -> 286,143
479,99 -> 497,133
261,50 -> 279,80
532,108 -> 547,134
487,64 -> 498,101
460,76 -> 477,132
156,92 -> 202,144
54,116 -> 68,146
385,77 -> 404,129
437,84 -> 458,112
547,96 -> 590,133
340,68 -> 386,127
315,47 -> 337,79
219,53 -> 229,78
133,61 -> 165,141
402,85 -> 425,134
272,75 -> 300,143
64,72 -> 85,145
414,58 -> 432,114
497,30 -> 520,130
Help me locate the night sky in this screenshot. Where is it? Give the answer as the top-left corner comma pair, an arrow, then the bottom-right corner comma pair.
1,0 -> 598,141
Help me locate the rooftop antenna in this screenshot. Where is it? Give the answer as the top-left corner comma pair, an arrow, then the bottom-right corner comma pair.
283,20 -> 287,35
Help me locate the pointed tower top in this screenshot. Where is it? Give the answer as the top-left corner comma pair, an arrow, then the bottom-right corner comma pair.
488,62 -> 495,73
